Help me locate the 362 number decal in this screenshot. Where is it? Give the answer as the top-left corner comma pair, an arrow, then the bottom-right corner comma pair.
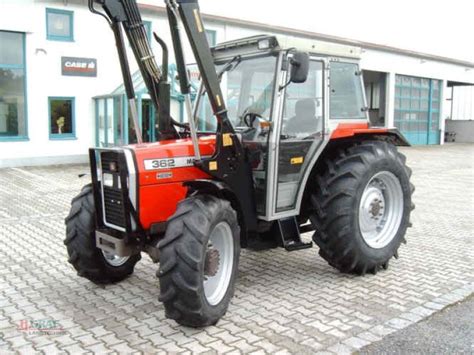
151,159 -> 175,169
144,156 -> 196,171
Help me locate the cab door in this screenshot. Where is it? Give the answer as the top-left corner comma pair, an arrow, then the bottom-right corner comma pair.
273,59 -> 326,213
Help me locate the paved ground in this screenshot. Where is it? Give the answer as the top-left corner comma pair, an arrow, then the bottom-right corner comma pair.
0,143 -> 473,354
360,295 -> 474,354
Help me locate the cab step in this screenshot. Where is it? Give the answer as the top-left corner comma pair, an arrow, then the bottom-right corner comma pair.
277,217 -> 313,251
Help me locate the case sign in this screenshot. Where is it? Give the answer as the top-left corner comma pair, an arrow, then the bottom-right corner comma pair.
61,57 -> 97,77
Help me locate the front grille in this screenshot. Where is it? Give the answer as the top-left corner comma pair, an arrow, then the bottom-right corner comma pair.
101,151 -> 121,173
100,151 -> 126,229
103,186 -> 126,228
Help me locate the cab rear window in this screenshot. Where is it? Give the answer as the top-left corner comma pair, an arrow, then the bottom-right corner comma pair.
330,62 -> 366,119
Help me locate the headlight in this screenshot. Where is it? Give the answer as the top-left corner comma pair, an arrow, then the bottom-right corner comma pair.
258,39 -> 271,50
103,173 -> 114,187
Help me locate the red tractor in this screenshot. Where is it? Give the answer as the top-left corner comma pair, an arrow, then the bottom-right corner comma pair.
65,0 -> 414,327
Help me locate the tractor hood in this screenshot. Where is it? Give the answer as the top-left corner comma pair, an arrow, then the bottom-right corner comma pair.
129,135 -> 216,187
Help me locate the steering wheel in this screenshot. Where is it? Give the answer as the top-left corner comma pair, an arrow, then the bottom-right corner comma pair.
243,111 -> 263,128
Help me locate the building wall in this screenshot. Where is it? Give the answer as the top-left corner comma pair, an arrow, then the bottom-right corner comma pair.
445,120 -> 474,143
451,86 -> 474,120
1,1 -> 121,167
1,1 -> 474,167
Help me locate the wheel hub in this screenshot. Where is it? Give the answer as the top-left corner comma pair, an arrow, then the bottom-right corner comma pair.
358,171 -> 404,249
204,247 -> 220,277
101,250 -> 130,267
203,221 -> 234,306
369,198 -> 384,219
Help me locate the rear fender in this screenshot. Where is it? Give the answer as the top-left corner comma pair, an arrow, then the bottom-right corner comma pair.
346,129 -> 411,147
330,123 -> 410,146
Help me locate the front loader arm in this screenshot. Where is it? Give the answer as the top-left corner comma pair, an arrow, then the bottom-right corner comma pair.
172,0 -> 258,238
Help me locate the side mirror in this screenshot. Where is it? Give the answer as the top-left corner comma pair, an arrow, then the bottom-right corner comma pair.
290,51 -> 310,83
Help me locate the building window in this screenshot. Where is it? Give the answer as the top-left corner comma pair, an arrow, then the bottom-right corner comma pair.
144,21 -> 152,43
205,30 -> 217,46
49,97 -> 75,139
46,8 -> 74,42
0,31 -> 27,141
129,21 -> 151,48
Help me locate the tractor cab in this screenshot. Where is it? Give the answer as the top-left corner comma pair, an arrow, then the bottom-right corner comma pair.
196,35 -> 367,218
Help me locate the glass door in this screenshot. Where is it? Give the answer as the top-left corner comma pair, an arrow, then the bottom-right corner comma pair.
276,60 -> 325,212
113,96 -> 124,146
141,99 -> 155,142
106,98 -> 114,146
97,99 -> 106,147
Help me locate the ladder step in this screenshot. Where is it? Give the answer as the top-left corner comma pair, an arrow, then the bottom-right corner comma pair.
277,217 -> 313,252
284,240 -> 313,251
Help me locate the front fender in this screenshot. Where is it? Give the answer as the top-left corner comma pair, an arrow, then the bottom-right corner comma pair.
183,179 -> 254,247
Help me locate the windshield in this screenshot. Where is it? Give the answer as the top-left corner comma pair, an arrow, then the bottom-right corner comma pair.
195,55 -> 277,131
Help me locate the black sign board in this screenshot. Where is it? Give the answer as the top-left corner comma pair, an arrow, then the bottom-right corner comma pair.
61,57 -> 97,77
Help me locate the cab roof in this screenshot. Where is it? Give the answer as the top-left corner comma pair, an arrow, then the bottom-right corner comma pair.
212,35 -> 362,60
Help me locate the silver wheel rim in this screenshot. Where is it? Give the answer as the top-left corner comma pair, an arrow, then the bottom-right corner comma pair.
101,250 -> 130,267
203,221 -> 234,306
359,171 -> 404,249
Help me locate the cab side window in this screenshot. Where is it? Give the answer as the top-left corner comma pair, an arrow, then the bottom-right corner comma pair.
282,60 -> 324,138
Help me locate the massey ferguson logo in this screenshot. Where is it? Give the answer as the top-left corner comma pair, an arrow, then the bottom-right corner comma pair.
61,57 -> 97,77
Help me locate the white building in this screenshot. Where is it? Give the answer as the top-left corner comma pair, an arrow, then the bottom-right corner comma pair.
1,0 -> 474,168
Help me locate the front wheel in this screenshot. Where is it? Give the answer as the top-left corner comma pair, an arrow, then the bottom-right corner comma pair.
157,195 -> 240,327
64,184 -> 140,283
310,141 -> 414,275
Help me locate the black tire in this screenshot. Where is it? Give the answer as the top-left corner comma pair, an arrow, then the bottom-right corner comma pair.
64,184 -> 140,283
158,195 -> 240,327
309,141 -> 414,275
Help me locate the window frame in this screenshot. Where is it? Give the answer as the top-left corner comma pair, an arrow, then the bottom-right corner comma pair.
48,96 -> 76,140
46,8 -> 74,42
0,30 -> 28,142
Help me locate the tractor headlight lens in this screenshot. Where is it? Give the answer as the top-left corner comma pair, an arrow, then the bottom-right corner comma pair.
103,173 -> 114,187
258,39 -> 271,50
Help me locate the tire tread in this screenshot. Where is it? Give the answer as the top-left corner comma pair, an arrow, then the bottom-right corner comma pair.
158,195 -> 240,327
310,141 -> 414,275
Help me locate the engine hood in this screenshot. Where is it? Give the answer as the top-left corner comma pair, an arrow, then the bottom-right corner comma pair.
128,135 -> 216,186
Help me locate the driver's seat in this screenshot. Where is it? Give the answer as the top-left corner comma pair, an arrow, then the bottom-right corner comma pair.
284,99 -> 320,135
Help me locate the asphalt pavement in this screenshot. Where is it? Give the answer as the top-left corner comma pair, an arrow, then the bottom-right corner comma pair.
360,295 -> 474,354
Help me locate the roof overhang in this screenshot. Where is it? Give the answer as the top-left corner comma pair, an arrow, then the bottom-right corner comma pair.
212,34 -> 361,61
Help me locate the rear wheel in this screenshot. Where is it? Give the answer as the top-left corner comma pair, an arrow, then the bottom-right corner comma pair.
309,141 -> 414,275
64,184 -> 140,283
158,195 -> 240,327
